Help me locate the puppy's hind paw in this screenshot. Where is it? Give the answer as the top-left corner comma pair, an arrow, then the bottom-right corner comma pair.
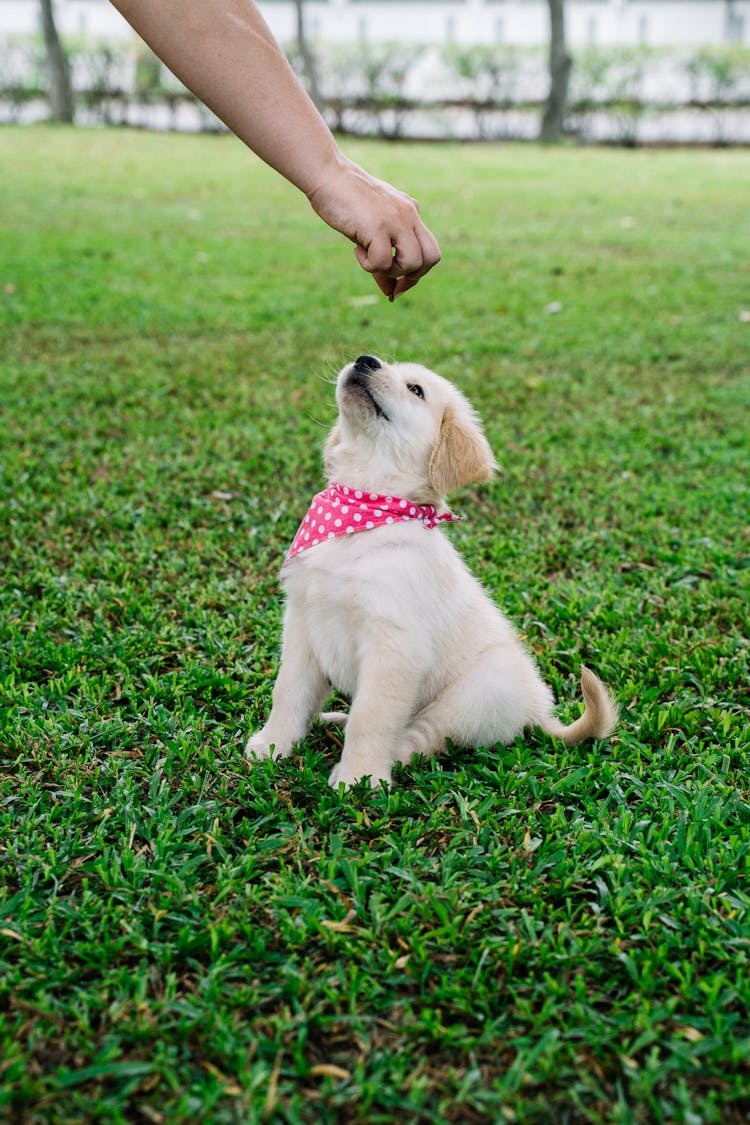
394,736 -> 418,766
328,759 -> 392,792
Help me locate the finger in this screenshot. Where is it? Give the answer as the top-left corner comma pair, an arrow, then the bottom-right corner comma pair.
392,223 -> 441,281
414,221 -> 442,275
358,227 -> 426,279
355,225 -> 440,300
386,221 -> 441,285
355,233 -> 397,276
390,233 -> 425,279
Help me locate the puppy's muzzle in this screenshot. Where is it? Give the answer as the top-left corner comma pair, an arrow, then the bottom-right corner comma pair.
343,356 -> 388,420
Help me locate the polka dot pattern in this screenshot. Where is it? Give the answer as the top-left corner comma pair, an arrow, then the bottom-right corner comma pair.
283,482 -> 462,565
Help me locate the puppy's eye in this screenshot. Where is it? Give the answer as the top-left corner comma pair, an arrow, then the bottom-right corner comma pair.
407,384 -> 425,399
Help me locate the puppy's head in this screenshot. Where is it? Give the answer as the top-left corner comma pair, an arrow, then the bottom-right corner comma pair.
324,355 -> 497,505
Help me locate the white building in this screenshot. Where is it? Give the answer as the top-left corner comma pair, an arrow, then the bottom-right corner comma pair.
0,0 -> 748,48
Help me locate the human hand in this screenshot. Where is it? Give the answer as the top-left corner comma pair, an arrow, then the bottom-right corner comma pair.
307,157 -> 441,300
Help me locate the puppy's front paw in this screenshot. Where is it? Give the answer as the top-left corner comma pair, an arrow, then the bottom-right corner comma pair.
328,759 -> 392,791
245,731 -> 288,767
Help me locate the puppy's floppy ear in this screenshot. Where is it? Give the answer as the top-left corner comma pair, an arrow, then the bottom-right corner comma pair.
323,423 -> 342,479
429,400 -> 497,496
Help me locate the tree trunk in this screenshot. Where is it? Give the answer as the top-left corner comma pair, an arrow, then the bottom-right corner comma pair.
540,0 -> 571,143
293,0 -> 323,113
40,0 -> 74,123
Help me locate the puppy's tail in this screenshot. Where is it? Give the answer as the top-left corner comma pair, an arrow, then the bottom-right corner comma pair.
319,710 -> 349,728
541,666 -> 618,747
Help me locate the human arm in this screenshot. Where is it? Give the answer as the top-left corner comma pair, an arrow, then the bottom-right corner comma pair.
110,0 -> 440,298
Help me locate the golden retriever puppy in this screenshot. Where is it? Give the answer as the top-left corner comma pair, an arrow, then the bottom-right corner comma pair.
247,355 -> 617,788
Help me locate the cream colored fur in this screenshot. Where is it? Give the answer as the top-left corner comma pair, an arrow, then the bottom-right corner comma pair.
246,358 -> 618,789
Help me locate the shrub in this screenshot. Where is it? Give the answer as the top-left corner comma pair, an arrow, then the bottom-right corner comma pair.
441,43 -> 520,138
0,35 -> 46,120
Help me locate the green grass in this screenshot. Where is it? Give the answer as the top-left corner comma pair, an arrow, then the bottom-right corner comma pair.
1,125 -> 749,1124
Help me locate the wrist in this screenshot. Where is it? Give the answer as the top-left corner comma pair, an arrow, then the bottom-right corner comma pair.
303,148 -> 358,205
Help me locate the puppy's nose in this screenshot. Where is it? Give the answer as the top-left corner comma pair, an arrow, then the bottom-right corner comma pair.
353,355 -> 381,374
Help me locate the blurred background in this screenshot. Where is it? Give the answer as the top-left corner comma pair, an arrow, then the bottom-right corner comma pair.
2,0 -> 749,145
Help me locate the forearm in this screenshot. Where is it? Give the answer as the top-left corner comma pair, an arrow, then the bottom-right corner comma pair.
111,0 -> 441,297
111,0 -> 342,197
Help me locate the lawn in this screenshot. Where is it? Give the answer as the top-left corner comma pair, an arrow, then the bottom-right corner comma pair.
0,125 -> 748,1124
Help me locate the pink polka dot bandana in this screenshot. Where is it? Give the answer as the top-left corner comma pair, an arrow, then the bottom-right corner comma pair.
283,482 -> 461,566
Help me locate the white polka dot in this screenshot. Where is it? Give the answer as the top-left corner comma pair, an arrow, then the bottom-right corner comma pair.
369,493 -> 378,500
328,532 -> 335,539
334,519 -> 342,527
346,526 -> 354,534
399,500 -> 407,508
409,507 -> 416,515
366,521 -> 374,529
317,506 -> 323,515
353,513 -> 362,522
386,516 -> 394,524
374,509 -> 383,518
318,524 -> 325,533
325,511 -> 332,520
355,490 -> 362,499
341,506 -> 349,514
304,532 -> 310,541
